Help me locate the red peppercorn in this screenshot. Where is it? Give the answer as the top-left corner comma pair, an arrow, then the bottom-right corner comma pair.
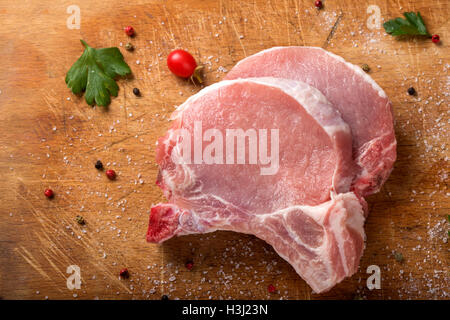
119,268 -> 129,278
124,26 -> 135,37
106,169 -> 116,180
185,261 -> 194,270
268,284 -> 276,293
44,189 -> 54,198
431,34 -> 440,44
315,0 -> 323,9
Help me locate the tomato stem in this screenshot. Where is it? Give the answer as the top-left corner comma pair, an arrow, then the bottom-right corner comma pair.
191,65 -> 204,84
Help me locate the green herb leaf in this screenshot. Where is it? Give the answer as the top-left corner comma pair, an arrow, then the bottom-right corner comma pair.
65,40 -> 131,107
383,12 -> 431,37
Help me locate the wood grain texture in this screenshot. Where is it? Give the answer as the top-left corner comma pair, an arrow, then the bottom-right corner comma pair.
0,0 -> 448,300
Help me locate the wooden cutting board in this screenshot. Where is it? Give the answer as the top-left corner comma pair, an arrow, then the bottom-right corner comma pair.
0,0 -> 448,300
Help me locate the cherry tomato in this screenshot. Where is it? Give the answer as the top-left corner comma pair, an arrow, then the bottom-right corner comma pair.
167,49 -> 197,78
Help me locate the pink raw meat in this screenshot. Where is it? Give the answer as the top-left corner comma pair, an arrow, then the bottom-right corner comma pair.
147,78 -> 365,292
149,193 -> 365,293
225,47 -> 397,196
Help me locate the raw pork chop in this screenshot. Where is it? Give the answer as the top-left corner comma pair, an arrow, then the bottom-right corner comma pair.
147,78 -> 365,292
225,47 -> 397,196
149,193 -> 364,293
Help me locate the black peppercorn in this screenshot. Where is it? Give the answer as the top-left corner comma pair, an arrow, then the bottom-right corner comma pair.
394,251 -> 404,263
133,88 -> 140,96
407,87 -> 416,95
161,294 -> 169,300
76,215 -> 85,225
95,160 -> 103,170
125,42 -> 134,51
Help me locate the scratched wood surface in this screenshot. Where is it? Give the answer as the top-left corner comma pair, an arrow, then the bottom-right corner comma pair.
0,0 -> 448,300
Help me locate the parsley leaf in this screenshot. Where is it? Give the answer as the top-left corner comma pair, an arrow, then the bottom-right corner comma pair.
65,40 -> 131,107
383,12 -> 431,37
